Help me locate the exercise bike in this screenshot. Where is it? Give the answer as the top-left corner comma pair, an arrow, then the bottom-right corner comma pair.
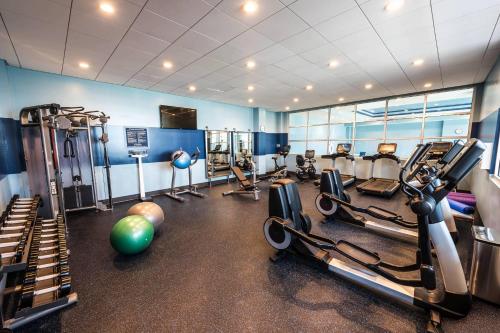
295,149 -> 316,181
264,139 -> 485,332
267,145 -> 291,182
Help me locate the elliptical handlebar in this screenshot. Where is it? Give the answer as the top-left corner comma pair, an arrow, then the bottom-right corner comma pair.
399,143 -> 433,200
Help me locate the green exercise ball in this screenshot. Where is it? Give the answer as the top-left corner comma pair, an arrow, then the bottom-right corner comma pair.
110,215 -> 154,255
127,202 -> 164,232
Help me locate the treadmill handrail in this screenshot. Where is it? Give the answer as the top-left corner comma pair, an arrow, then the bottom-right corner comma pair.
362,153 -> 400,164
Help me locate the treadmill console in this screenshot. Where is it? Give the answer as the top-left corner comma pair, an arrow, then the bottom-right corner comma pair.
427,142 -> 452,160
337,143 -> 352,154
377,143 -> 397,155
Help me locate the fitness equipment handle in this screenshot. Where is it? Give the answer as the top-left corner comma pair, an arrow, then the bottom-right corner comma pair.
400,143 -> 433,200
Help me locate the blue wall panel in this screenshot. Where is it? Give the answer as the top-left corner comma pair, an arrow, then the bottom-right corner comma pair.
254,132 -> 288,156
0,117 -> 25,180
93,126 -> 206,166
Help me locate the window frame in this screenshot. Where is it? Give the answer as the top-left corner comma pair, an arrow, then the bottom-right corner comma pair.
287,86 -> 476,158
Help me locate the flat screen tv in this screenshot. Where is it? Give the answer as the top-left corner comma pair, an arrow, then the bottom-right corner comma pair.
159,105 -> 197,129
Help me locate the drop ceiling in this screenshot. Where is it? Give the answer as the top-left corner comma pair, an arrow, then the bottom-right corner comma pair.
0,0 -> 499,111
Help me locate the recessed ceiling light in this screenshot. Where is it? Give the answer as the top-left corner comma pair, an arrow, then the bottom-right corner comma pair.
338,97 -> 345,102
305,85 -> 313,91
247,85 -> 254,91
424,82 -> 432,88
365,83 -> 373,90
248,98 -> 254,103
79,62 -> 89,69
293,98 -> 299,103
412,58 -> 424,66
246,60 -> 256,69
285,106 -> 290,111
384,0 -> 404,12
328,60 -> 339,68
242,1 -> 258,14
99,3 -> 114,14
188,85 -> 196,92
163,61 -> 173,69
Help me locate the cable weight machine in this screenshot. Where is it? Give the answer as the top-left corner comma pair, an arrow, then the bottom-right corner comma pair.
20,104 -> 113,219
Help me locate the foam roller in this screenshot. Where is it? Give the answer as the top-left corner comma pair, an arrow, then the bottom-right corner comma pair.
448,198 -> 475,214
447,193 -> 476,206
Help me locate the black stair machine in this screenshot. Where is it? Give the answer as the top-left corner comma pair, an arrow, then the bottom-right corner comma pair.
264,139 -> 486,331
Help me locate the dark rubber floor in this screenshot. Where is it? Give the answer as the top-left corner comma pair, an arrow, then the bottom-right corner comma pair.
19,180 -> 500,333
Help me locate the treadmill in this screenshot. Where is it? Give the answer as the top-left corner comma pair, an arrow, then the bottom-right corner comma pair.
356,143 -> 400,198
320,143 -> 356,187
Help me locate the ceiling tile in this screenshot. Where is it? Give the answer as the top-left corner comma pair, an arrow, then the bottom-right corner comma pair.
151,45 -> 202,70
174,30 -> 221,55
192,8 -> 248,43
133,9 -> 188,44
208,44 -> 252,63
251,44 -> 295,65
289,0 -> 356,26
314,7 -> 370,42
0,18 -> 19,66
121,29 -> 171,56
253,8 -> 308,42
146,0 -> 214,27
226,29 -> 274,56
218,0 -> 285,26
215,65 -> 248,78
280,28 -> 327,54
432,0 -> 500,25
0,0 -> 70,24
63,29 -> 115,79
126,79 -> 154,90
70,0 -> 142,42
2,11 -> 67,73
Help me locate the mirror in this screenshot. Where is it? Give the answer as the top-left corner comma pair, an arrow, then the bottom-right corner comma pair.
232,131 -> 254,172
205,129 -> 232,180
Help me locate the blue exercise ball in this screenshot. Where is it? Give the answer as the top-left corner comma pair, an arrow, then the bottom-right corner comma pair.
172,150 -> 191,169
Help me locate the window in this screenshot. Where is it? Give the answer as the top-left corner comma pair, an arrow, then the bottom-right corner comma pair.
287,87 -> 474,158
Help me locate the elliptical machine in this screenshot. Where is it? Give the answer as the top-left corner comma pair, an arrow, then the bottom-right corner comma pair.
296,149 -> 317,181
315,141 -> 465,243
165,148 -> 207,202
264,139 -> 485,332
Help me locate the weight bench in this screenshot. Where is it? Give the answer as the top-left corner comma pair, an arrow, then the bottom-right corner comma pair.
223,166 -> 260,200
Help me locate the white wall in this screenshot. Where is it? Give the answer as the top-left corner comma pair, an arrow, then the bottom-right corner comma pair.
470,56 -> 500,229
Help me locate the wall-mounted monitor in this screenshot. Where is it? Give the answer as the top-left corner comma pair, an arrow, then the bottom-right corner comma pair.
159,105 -> 197,129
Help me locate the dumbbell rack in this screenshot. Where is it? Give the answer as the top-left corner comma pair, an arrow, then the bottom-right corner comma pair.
0,195 -> 78,330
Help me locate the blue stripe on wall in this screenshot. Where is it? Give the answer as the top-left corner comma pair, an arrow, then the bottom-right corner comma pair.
0,117 -> 25,179
254,132 -> 288,156
1,120 -> 289,175
93,126 -> 206,166
470,109 -> 500,173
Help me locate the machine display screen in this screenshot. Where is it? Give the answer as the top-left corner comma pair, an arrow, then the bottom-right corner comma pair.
159,105 -> 197,129
378,143 -> 397,154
